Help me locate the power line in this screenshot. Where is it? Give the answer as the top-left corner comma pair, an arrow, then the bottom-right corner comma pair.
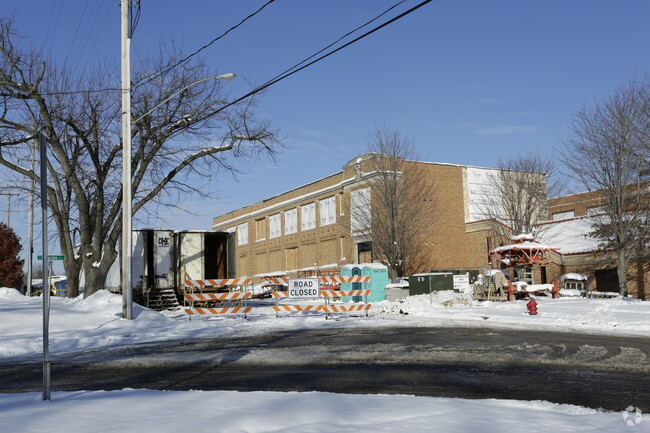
133,0 -> 278,90
199,0 -> 433,122
256,0 -> 408,96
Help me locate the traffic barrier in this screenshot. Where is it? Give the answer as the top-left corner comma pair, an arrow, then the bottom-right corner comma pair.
319,290 -> 371,298
185,306 -> 252,317
269,291 -> 324,317
270,288 -> 372,319
264,276 -> 370,285
183,278 -> 252,319
185,278 -> 252,288
183,277 -> 372,320
184,292 -> 252,302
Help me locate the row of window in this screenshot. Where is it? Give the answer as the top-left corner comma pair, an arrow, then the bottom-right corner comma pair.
234,196 -> 338,245
551,205 -> 604,221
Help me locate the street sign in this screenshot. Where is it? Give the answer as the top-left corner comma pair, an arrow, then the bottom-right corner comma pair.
37,255 -> 65,261
288,277 -> 319,298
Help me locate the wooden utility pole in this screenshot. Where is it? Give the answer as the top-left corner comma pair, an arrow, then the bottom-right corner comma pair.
0,192 -> 19,226
121,0 -> 133,320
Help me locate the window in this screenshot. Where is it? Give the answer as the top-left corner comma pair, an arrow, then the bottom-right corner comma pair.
350,187 -> 371,231
237,223 -> 248,245
552,210 -> 575,221
269,213 -> 281,239
319,196 -> 336,226
301,202 -> 316,231
255,218 -> 266,241
587,206 -> 604,216
285,208 -> 298,235
286,247 -> 298,271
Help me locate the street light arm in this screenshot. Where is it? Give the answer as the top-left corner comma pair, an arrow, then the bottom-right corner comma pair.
132,73 -> 235,124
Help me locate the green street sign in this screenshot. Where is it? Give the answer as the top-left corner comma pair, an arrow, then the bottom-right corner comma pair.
37,255 -> 66,261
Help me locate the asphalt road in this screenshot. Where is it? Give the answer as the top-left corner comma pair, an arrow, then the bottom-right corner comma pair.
2,327 -> 650,411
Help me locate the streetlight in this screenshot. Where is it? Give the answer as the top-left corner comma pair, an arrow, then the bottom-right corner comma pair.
120,71 -> 236,320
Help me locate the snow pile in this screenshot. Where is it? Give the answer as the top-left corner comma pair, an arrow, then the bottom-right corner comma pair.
2,288 -> 650,431
2,289 -> 650,360
0,389 -> 647,433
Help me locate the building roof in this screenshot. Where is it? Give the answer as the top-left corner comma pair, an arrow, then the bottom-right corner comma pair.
537,216 -> 602,255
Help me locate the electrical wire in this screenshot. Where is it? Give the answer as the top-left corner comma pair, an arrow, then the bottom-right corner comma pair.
129,0 -> 141,38
255,0 -> 408,96
32,0 -> 432,103
133,0 -> 277,90
199,0 -> 433,121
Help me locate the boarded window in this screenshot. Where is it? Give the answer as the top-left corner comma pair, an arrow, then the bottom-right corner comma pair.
269,213 -> 281,239
285,247 -> 298,271
237,223 -> 248,245
552,210 -> 575,221
301,202 -> 316,231
284,208 -> 298,235
255,218 -> 266,241
319,196 -> 336,226
350,187 -> 371,231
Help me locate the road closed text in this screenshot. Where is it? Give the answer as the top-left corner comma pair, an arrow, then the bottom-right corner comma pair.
288,278 -> 319,298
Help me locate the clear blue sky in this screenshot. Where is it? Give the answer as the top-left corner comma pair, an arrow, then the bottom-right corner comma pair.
2,0 -> 650,266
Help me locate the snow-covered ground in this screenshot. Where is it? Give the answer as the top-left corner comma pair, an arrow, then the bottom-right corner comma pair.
1,287 -> 649,432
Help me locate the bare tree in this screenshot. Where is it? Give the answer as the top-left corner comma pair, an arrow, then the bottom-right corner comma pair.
561,77 -> 650,296
479,152 -> 559,244
347,123 -> 437,281
0,18 -> 281,297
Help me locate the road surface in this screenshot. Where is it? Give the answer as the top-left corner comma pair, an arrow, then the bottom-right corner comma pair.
1,327 -> 649,411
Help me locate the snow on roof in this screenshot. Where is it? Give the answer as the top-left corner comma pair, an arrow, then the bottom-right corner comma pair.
537,216 -> 602,255
561,273 -> 588,282
492,241 -> 556,253
341,263 -> 388,270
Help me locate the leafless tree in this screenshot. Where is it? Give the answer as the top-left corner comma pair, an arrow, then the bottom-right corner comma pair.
0,18 -> 281,297
561,77 -> 650,296
479,152 -> 560,244
347,123 -> 437,281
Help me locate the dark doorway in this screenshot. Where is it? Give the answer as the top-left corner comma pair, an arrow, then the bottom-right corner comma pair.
595,268 -> 619,293
357,241 -> 372,264
204,232 -> 228,279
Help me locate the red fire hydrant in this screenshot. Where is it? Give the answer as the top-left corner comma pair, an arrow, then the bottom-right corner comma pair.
526,299 -> 538,315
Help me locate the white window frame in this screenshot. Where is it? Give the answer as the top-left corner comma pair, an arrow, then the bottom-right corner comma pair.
319,196 -> 336,226
350,187 -> 371,231
269,213 -> 281,239
301,202 -> 316,231
552,210 -> 575,221
285,208 -> 298,235
237,222 -> 248,245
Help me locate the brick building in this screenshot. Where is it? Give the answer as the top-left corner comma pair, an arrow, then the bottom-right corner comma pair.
539,189 -> 649,299
211,154 -> 521,282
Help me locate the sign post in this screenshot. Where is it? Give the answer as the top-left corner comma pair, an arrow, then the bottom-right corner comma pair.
40,131 -> 50,401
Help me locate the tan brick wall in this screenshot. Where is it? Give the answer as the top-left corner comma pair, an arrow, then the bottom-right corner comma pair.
548,190 -> 605,219
212,155 -> 523,280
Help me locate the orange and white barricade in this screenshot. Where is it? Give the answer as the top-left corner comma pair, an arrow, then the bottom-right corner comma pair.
319,289 -> 371,318
183,278 -> 252,319
184,278 -> 252,290
270,277 -> 372,319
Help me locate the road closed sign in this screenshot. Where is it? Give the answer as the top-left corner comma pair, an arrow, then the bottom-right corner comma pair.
288,277 -> 319,298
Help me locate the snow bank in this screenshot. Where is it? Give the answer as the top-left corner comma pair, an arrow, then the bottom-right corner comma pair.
0,389 -> 647,433
2,288 -> 650,361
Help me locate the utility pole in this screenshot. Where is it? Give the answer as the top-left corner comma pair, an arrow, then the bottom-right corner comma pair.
121,0 -> 133,320
27,138 -> 35,296
0,192 -> 19,226
40,131 -> 51,401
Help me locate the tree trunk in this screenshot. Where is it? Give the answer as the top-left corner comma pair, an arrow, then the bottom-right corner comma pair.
617,249 -> 628,296
63,260 -> 82,298
82,265 -> 106,297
